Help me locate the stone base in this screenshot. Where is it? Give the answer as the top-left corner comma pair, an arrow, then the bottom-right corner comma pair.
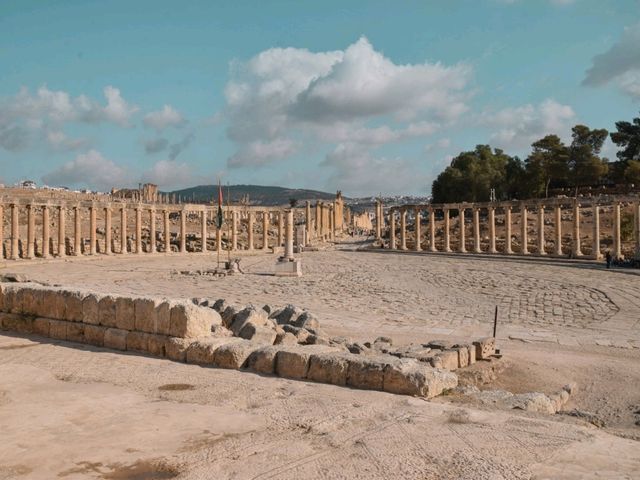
274,258 -> 302,277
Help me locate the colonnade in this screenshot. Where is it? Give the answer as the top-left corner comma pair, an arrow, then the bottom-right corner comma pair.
0,200 -> 289,260
304,200 -> 337,242
379,197 -> 640,260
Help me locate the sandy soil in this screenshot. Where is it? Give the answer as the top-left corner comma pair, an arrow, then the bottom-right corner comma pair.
1,240 -> 639,479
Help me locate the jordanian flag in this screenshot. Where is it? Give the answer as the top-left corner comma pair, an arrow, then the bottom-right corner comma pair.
216,181 -> 224,229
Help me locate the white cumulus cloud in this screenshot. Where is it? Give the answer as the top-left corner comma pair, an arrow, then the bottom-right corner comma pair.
141,159 -> 193,188
143,104 -> 186,132
42,150 -> 131,191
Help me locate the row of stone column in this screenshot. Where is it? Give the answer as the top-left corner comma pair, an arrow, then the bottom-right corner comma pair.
305,200 -> 337,242
385,201 -> 640,259
0,203 -> 285,260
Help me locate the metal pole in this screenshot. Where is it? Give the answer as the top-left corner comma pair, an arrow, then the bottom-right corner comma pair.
493,305 -> 498,338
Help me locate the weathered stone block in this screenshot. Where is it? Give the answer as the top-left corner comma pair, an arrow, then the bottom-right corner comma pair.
213,339 -> 256,369
169,301 -> 216,339
1,285 -> 20,314
238,322 -> 277,345
134,297 -> 159,334
473,337 -> 496,360
186,338 -> 227,365
126,331 -> 149,352
307,353 -> 350,386
274,345 -> 336,380
0,312 -> 31,333
292,311 -> 319,331
49,319 -> 68,340
466,345 -> 476,365
455,346 -> 469,368
64,290 -> 85,322
98,295 -> 118,327
82,294 -> 101,325
274,331 -> 298,346
155,300 -> 172,336
43,289 -> 66,320
0,283 -> 5,312
346,356 -> 386,390
426,340 -> 453,350
269,304 -> 303,326
246,346 -> 281,374
383,359 -> 458,398
165,337 -> 191,362
221,304 -> 240,329
66,322 -> 85,343
84,324 -> 105,347
115,296 -> 135,331
147,334 -> 168,357
230,305 -> 268,336
32,317 -> 51,337
104,328 -> 128,350
16,287 -> 36,315
434,350 -> 459,371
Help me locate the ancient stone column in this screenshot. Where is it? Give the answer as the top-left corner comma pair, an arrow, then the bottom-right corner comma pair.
414,206 -> 421,252
74,206 -> 82,256
592,204 -> 600,260
278,210 -> 284,246
163,210 -> 170,253
400,210 -> 407,250
285,209 -> 294,259
315,202 -> 321,238
488,207 -> 497,254
248,211 -> 254,250
505,206 -> 513,254
135,207 -> 142,254
389,210 -> 396,249
332,203 -> 338,239
537,205 -> 546,256
58,205 -> 66,258
520,204 -> 528,255
376,200 -> 382,240
104,206 -> 112,255
180,210 -> 187,253
231,210 -> 238,251
10,204 -> 19,260
201,210 -> 207,253
458,208 -> 466,253
473,207 -> 481,254
443,208 -> 451,252
329,205 -> 335,241
571,201 -> 582,257
120,207 -> 128,254
613,202 -> 622,259
42,205 -> 50,259
554,205 -> 562,256
429,208 -> 436,252
262,211 -> 269,249
89,205 -> 97,255
305,201 -> 311,237
26,204 -> 35,259
149,209 -> 156,253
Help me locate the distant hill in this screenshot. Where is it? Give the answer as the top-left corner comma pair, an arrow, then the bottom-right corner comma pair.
167,184 -> 341,206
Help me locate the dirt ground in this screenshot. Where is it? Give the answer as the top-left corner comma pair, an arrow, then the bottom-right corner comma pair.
1,240 -> 639,479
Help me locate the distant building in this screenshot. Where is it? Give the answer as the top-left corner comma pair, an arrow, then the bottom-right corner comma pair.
111,183 -> 159,202
19,180 -> 37,189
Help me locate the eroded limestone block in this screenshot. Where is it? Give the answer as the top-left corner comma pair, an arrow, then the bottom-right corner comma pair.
307,353 -> 350,386
115,296 -> 135,331
134,297 -> 159,334
467,345 -> 476,365
185,338 -> 227,365
269,304 -> 303,326
155,300 -> 172,336
292,311 -> 319,331
33,317 -> 51,337
221,305 -> 240,329
346,356 -> 386,390
43,289 -> 66,320
126,331 -> 149,352
165,337 -> 191,362
282,324 -> 309,343
473,337 -> 496,360
434,350 -> 459,371
383,359 -> 458,398
0,312 -> 31,333
169,301 -> 217,339
104,328 -> 128,351
49,319 -> 68,340
84,324 -> 105,347
82,294 -> 101,325
275,345 -> 336,380
64,290 -> 86,322
455,346 -> 469,368
274,331 -> 298,346
67,322 -> 85,343
147,334 -> 168,357
213,339 -> 257,369
238,322 -> 277,345
230,305 -> 268,336
246,346 -> 281,375
98,295 -> 117,328
1,285 -> 20,314
16,287 -> 35,315
426,340 -> 453,350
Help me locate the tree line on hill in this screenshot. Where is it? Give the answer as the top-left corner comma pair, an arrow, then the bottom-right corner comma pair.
431,111 -> 640,204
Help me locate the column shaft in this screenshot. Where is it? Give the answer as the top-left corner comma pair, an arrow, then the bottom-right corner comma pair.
376,201 -> 382,240
505,207 -> 513,254
488,207 -> 497,253
26,205 -> 35,259
262,212 -> 269,249
278,211 -> 284,246
163,210 -> 170,253
537,206 -> 546,255
400,210 -> 407,250
285,209 -> 294,259
429,208 -> 436,252
521,205 -> 528,255
74,206 -> 82,256
592,204 -> 600,260
149,209 -> 156,253
473,208 -> 481,253
58,206 -> 66,257
201,210 -> 207,253
389,211 -> 396,249
232,210 -> 238,251
443,208 -> 451,252
120,207 -> 128,254
42,206 -> 50,258
572,201 -> 582,257
89,206 -> 97,255
105,207 -> 112,255
613,203 -> 622,258
554,206 -> 562,256
305,201 -> 311,237
135,207 -> 142,254
180,210 -> 187,253
459,208 -> 466,253
10,204 -> 19,260
248,211 -> 254,250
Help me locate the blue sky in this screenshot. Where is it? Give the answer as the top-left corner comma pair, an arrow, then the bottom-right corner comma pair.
1,0 -> 639,195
